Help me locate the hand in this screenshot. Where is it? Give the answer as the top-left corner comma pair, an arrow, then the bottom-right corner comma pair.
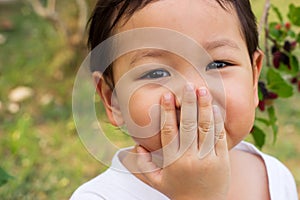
136,84 -> 230,200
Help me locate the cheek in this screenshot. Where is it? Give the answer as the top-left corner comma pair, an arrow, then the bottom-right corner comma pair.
121,87 -> 165,150
223,75 -> 256,148
128,90 -> 161,126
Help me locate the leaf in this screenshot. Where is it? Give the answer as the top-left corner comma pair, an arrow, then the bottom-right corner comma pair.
297,33 -> 300,43
267,106 -> 278,144
266,68 -> 294,98
256,117 -> 270,126
288,4 -> 300,26
290,55 -> 299,76
272,5 -> 283,23
278,63 -> 292,73
251,125 -> 266,149
258,86 -> 264,101
288,30 -> 296,38
269,22 -> 283,40
0,167 -> 13,187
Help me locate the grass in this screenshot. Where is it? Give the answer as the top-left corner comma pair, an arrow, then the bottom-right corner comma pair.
0,2 -> 103,199
0,1 -> 299,199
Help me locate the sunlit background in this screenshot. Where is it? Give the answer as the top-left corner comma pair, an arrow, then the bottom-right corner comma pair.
0,0 -> 299,199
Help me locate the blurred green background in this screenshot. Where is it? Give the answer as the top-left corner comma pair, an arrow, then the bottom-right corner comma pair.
0,0 -> 299,199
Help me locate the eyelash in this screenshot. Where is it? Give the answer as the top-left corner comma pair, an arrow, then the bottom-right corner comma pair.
206,61 -> 233,71
140,69 -> 171,79
139,61 -> 232,79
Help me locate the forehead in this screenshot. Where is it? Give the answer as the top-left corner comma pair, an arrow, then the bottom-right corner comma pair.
115,0 -> 244,44
112,0 -> 248,71
112,0 -> 248,69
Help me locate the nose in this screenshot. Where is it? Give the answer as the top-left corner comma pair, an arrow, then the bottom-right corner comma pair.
167,64 -> 225,114
170,66 -> 207,108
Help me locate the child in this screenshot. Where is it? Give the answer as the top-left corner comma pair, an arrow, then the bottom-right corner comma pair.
71,0 -> 298,199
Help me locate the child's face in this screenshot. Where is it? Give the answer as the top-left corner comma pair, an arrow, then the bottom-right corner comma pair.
98,0 -> 263,152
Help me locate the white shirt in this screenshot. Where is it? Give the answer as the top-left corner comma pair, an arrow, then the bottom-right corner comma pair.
70,141 -> 298,200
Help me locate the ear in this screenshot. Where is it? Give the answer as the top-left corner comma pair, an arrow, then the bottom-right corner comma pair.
252,49 -> 264,107
93,72 -> 124,127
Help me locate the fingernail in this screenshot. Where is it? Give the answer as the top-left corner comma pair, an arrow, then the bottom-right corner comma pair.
213,105 -> 219,114
164,92 -> 172,102
185,82 -> 194,91
198,87 -> 207,97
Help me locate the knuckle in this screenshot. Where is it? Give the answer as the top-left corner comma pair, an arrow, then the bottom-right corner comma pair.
199,100 -> 211,108
161,125 -> 176,136
216,130 -> 226,140
198,121 -> 212,134
180,119 -> 197,133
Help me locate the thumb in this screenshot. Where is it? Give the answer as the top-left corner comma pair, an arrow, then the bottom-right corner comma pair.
136,146 -> 162,187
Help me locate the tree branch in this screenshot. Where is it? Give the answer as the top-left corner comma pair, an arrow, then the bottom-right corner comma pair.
259,0 -> 271,36
75,0 -> 88,39
47,0 -> 56,13
27,0 -> 68,38
259,0 -> 271,67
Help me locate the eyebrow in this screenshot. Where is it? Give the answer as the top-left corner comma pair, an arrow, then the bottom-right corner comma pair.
129,39 -> 240,65
203,39 -> 241,51
130,49 -> 165,65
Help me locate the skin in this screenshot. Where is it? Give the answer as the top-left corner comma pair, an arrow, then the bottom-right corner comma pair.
106,0 -> 260,151
95,0 -> 269,199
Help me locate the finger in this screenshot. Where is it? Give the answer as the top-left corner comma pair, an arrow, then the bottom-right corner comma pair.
212,106 -> 228,157
136,146 -> 161,186
197,87 -> 215,158
160,92 -> 179,162
179,83 -> 197,153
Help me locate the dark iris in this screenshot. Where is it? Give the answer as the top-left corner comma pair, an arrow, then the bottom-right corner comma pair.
141,69 -> 171,79
206,61 -> 229,71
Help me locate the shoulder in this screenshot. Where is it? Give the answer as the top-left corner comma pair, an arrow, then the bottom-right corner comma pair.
70,147 -> 136,200
70,166 -> 145,199
229,147 -> 270,200
234,141 -> 298,200
70,169 -> 116,200
70,147 -> 169,200
260,152 -> 298,200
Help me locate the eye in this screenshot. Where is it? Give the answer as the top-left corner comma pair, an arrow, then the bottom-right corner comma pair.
140,69 -> 171,79
206,61 -> 232,71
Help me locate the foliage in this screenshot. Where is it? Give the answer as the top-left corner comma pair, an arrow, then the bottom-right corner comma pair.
0,167 -> 13,187
0,2 -> 101,199
252,3 -> 300,149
